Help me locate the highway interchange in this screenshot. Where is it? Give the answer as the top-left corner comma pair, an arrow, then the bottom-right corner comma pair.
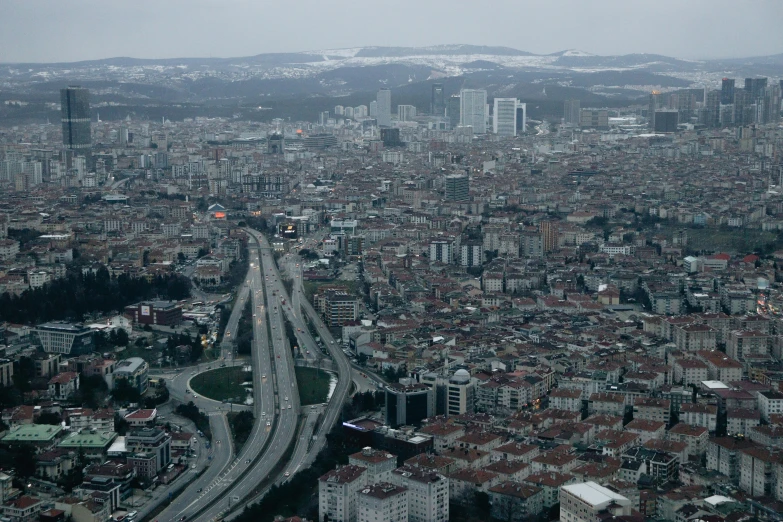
141,228 -> 356,522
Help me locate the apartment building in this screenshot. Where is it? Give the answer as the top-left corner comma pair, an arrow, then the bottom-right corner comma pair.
357,483 -> 407,522
319,465 -> 368,522
390,466 -> 449,522
680,403 -> 717,432
560,482 -> 631,522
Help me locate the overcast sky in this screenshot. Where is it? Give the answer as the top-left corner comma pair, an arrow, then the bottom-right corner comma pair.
2,0 -> 782,63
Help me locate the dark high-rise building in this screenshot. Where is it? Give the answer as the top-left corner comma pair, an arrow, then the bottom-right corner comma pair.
385,383 -> 434,428
721,78 -> 735,105
745,78 -> 768,100
447,95 -> 461,129
734,90 -> 752,126
705,90 -> 721,127
648,91 -> 664,129
380,128 -> 402,147
654,110 -> 679,133
563,99 -> 581,125
763,84 -> 781,125
430,83 -> 445,116
60,86 -> 91,150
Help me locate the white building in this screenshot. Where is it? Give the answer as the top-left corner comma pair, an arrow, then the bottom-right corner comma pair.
357,483 -> 407,522
397,105 -> 417,122
430,240 -> 455,264
390,466 -> 449,522
319,465 -> 368,522
560,482 -> 631,522
758,390 -> 783,422
493,98 -> 526,136
460,89 -> 488,134
460,243 -> 483,267
377,89 -> 392,127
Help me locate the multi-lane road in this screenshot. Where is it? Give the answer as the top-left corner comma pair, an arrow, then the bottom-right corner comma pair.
190,230 -> 300,522
148,228 -> 355,522
153,235 -> 297,522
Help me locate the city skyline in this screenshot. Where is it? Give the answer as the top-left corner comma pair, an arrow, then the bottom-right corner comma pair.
1,0 -> 783,63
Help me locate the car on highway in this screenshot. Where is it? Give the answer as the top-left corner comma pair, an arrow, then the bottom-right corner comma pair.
284,472 -> 290,477
266,421 -> 271,426
262,374 -> 266,378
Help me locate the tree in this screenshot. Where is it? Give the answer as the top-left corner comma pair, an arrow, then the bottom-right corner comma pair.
36,411 -> 62,425
112,379 -> 141,404
12,446 -> 36,479
78,374 -> 109,409
177,252 -> 187,264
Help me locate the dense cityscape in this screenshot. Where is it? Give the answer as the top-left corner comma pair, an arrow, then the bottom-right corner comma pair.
2,30 -> 783,522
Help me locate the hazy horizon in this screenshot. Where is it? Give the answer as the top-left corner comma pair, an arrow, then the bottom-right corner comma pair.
2,0 -> 782,64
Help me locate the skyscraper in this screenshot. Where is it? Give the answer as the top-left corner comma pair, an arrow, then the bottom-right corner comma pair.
516,104 -> 527,134
763,84 -> 781,124
447,95 -> 461,129
648,91 -> 664,130
431,83 -> 445,116
493,98 -> 522,136
721,78 -> 735,105
734,90 -> 751,126
745,78 -> 768,100
705,90 -> 721,127
564,99 -> 581,125
459,89 -> 487,134
60,86 -> 91,150
376,88 -> 391,127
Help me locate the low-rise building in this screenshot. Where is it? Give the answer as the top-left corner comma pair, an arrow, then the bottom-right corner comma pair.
559,481 -> 632,522
48,372 -> 79,400
488,481 -> 544,522
667,423 -> 709,458
680,403 -> 718,432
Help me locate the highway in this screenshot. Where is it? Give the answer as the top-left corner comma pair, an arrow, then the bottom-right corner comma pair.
154,236 -> 294,522
224,231 -> 352,517
193,230 -> 300,522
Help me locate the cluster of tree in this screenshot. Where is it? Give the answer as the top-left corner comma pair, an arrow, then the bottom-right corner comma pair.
165,332 -> 204,363
235,301 -> 253,356
382,366 -> 406,383
94,329 -> 129,351
0,264 -> 191,324
244,216 -> 268,231
228,411 -> 254,450
298,249 -> 319,261
8,228 -> 44,248
111,379 -> 142,405
342,390 -> 384,420
222,242 -> 250,289
175,401 -> 211,439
